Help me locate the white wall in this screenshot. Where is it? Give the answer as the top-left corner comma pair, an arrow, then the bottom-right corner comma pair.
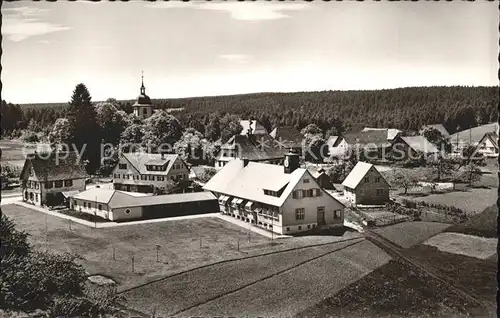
72,199 -> 110,219
329,138 -> 348,157
109,206 -> 143,221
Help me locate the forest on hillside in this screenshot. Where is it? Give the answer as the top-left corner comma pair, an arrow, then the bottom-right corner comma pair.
2,86 -> 498,137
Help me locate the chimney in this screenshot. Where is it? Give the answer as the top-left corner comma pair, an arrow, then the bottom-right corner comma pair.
243,158 -> 249,167
284,149 -> 300,174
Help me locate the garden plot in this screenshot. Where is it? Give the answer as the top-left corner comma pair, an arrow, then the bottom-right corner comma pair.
373,221 -> 451,248
423,232 -> 497,260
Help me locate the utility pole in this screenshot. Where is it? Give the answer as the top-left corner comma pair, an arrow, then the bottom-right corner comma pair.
156,244 -> 161,262
94,196 -> 97,229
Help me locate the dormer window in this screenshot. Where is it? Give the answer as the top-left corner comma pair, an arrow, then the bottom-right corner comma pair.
263,189 -> 279,197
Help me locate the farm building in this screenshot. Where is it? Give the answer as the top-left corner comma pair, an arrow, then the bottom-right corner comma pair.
19,151 -> 88,207
474,132 -> 498,157
239,119 -> 268,135
308,166 -> 334,190
69,188 -> 218,221
326,136 -> 349,158
112,152 -> 189,194
389,135 -> 440,161
343,130 -> 392,159
215,133 -> 287,168
270,126 -> 304,154
204,151 -> 345,235
342,162 -> 390,206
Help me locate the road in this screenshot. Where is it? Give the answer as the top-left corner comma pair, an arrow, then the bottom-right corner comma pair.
1,195 -> 21,205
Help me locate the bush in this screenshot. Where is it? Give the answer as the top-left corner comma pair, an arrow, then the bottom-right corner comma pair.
21,131 -> 39,143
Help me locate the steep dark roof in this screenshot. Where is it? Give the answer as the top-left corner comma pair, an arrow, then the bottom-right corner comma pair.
20,151 -> 88,182
344,130 -> 391,147
270,126 -> 304,148
220,133 -> 287,161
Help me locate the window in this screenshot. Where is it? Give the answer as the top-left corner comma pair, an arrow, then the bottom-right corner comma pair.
286,227 -> 290,232
303,178 -> 310,184
158,176 -> 164,181
141,175 -> 146,180
55,180 -> 63,188
149,175 -> 154,181
122,174 -> 127,179
29,192 -> 34,201
315,189 -> 322,197
376,189 -> 384,196
364,177 -> 370,183
295,208 -> 305,220
375,177 -> 381,183
35,194 -> 38,202
298,226 -> 302,231
98,204 -> 102,210
34,182 -> 39,189
143,108 -> 147,115
170,176 -> 175,180
125,209 -> 131,214
128,174 -> 133,179
119,163 -> 127,170
334,210 -> 342,219
83,202 -> 87,208
64,180 -> 73,187
307,224 -> 311,229
88,203 -> 92,209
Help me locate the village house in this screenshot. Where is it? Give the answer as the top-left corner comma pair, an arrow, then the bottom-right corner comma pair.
342,162 -> 390,206
69,188 -> 218,221
132,73 -> 154,119
19,151 -> 88,206
326,136 -> 349,158
308,166 -> 334,190
419,124 -> 450,138
204,151 -> 345,235
474,132 -> 498,157
215,133 -> 287,168
343,130 -> 392,160
239,120 -> 268,135
270,126 -> 304,155
389,135 -> 439,161
362,128 -> 402,142
112,152 -> 189,193
447,123 -> 499,153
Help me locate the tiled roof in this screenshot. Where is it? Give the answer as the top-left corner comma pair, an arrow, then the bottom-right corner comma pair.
342,161 -> 375,189
240,120 -> 267,135
420,124 -> 449,138
219,134 -> 287,161
122,152 -> 180,175
344,130 -> 391,147
21,151 -> 88,182
270,126 -> 304,148
400,136 -> 439,154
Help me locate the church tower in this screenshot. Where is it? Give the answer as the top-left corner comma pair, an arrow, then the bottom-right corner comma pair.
133,71 -> 154,119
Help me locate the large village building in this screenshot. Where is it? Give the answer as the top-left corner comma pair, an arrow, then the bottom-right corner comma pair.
204,151 -> 345,235
112,152 -> 189,193
342,162 -> 390,206
19,151 -> 88,206
215,133 -> 287,168
69,188 -> 218,221
132,73 -> 154,119
343,130 -> 393,159
269,126 -> 304,155
389,135 -> 440,161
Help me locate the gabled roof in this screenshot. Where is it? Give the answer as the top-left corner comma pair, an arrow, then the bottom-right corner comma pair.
342,161 -> 385,189
203,159 -> 305,206
307,166 -> 327,179
344,130 -> 391,147
362,128 -> 402,141
269,126 -> 303,148
420,124 -> 449,138
219,134 -> 287,161
327,136 -> 345,148
477,132 -> 499,149
121,152 -> 181,175
447,123 -> 499,145
20,151 -> 88,182
399,136 -> 439,154
240,120 -> 267,135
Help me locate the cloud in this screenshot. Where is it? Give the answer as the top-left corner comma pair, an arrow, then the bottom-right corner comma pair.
219,54 -> 251,63
147,1 -> 309,21
2,6 -> 71,42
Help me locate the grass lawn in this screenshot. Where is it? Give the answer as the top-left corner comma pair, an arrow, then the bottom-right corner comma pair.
447,204 -> 497,238
405,244 -> 496,309
403,187 -> 497,215
422,232 -> 496,260
373,221 -> 451,249
2,204 -> 272,291
295,258 -> 490,318
177,240 -> 391,318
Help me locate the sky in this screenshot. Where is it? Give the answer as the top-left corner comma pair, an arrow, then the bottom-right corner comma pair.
2,1 -> 498,104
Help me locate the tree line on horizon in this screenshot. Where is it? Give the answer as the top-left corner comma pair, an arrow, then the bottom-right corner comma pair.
2,86 -> 497,139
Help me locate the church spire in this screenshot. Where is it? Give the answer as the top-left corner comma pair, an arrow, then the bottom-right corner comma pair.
140,70 -> 146,95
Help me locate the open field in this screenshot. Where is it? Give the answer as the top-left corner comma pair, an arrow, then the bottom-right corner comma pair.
154,240 -> 390,318
447,204 -> 497,238
373,221 -> 451,249
423,232 -> 497,260
296,258 -> 490,318
405,244 -> 496,308
2,204 -> 361,292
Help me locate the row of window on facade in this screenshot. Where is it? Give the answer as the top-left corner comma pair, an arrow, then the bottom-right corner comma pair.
365,176 -> 382,183
112,173 -> 185,181
26,180 -> 73,189
220,197 -> 280,220
291,188 -> 322,199
118,163 -> 184,171
78,200 -> 103,210
25,192 -> 38,201
294,207 -> 342,220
